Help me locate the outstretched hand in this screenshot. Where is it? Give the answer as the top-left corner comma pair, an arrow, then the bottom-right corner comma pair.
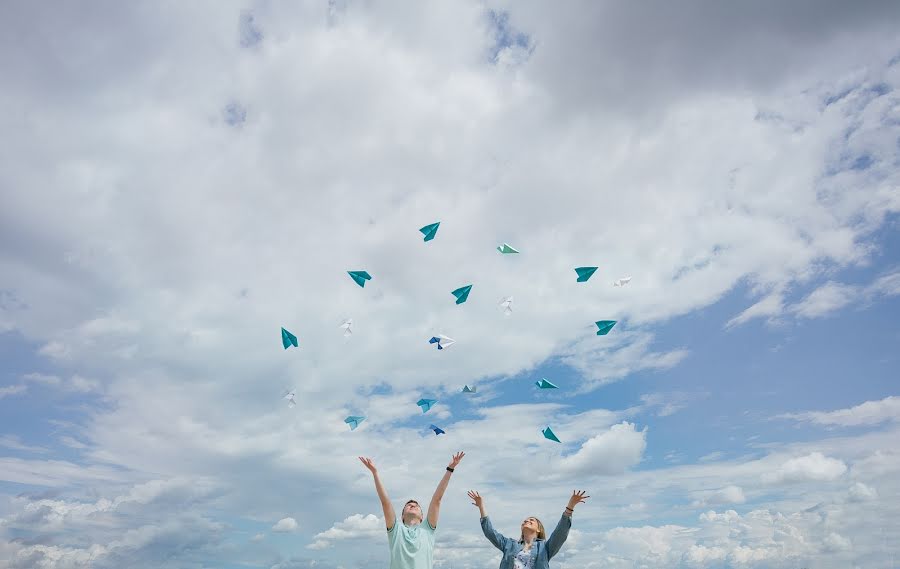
567,490 -> 590,509
448,451 -> 465,469
467,490 -> 483,508
359,456 -> 378,474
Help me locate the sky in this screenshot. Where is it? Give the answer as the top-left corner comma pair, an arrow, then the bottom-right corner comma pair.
1,1 -> 899,568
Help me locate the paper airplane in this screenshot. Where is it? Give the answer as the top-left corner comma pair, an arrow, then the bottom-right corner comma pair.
428,334 -> 456,350
575,267 -> 598,282
542,426 -> 561,443
340,319 -> 353,337
535,378 -> 558,389
429,424 -> 445,435
498,296 -> 513,316
281,327 -> 298,349
282,390 -> 297,408
451,285 -> 472,305
419,222 -> 440,242
497,243 -> 520,254
462,385 -> 476,393
347,271 -> 372,288
595,320 -> 617,335
417,398 -> 437,413
613,277 -> 632,287
344,416 -> 366,430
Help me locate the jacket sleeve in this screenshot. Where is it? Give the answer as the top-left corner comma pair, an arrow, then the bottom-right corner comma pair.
545,514 -> 572,559
480,516 -> 512,551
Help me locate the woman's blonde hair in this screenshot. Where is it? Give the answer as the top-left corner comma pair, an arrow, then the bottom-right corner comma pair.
518,517 -> 546,542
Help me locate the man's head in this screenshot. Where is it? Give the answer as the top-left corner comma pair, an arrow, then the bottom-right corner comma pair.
401,500 -> 423,525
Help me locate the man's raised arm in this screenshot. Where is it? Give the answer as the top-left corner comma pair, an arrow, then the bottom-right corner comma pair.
426,451 -> 465,529
359,457 -> 396,530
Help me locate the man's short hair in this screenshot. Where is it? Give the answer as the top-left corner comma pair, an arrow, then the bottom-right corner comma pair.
404,499 -> 420,507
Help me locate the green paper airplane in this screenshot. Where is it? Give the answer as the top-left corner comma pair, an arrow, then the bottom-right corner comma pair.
281,327 -> 298,349
452,285 -> 472,304
344,416 -> 365,430
535,378 -> 558,389
497,243 -> 520,254
417,398 -> 437,413
542,426 -> 561,443
575,267 -> 598,282
348,270 -> 372,287
462,385 -> 476,393
419,222 -> 440,242
595,320 -> 617,335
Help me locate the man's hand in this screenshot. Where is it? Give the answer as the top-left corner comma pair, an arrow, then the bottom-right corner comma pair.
448,451 -> 465,469
467,490 -> 483,508
359,456 -> 378,475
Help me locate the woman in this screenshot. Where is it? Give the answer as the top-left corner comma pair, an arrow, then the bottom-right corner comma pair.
467,489 -> 589,569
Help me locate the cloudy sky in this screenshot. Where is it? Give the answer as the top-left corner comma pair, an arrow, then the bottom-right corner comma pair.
1,1 -> 899,568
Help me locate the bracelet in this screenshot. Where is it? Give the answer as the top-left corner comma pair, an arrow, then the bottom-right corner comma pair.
446,466 -> 454,473
564,507 -> 574,512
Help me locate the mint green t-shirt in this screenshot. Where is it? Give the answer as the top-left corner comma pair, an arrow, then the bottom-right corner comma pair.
387,520 -> 436,569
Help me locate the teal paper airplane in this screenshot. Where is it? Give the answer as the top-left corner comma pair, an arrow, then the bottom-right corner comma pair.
462,385 -> 476,393
281,327 -> 298,349
347,271 -> 372,287
575,267 -> 598,282
417,398 -> 437,413
497,243 -> 520,254
595,320 -> 617,335
419,222 -> 440,242
542,426 -> 561,443
344,416 -> 366,430
535,378 -> 558,389
452,285 -> 472,304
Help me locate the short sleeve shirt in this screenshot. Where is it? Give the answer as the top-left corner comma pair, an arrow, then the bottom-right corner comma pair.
387,520 -> 436,569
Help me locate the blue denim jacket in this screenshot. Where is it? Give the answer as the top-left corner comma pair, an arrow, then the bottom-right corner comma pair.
480,515 -> 571,569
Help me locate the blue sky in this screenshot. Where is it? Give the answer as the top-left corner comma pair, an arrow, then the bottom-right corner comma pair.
1,2 -> 900,569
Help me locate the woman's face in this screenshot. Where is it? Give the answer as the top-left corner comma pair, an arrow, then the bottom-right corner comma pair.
521,517 -> 540,533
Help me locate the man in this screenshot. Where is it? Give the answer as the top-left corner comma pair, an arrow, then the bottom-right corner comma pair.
359,451 -> 465,569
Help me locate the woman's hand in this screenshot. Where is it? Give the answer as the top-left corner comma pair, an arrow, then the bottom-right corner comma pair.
567,490 -> 590,510
467,490 -> 484,509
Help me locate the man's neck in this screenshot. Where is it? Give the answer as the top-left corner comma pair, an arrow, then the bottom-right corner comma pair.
402,516 -> 422,527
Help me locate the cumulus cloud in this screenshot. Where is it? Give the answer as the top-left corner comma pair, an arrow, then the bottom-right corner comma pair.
308,513 -> 383,549
272,517 -> 299,533
762,452 -> 847,484
847,481 -> 878,502
558,422 -> 647,476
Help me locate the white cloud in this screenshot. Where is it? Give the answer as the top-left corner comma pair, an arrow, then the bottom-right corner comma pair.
822,532 -> 851,552
0,435 -> 48,454
0,385 -> 27,399
691,485 -> 746,507
726,290 -> 784,328
1,2 -> 900,568
781,395 -> 900,427
847,481 -> 878,502
21,372 -> 62,385
558,422 -> 647,476
790,281 -> 858,318
272,517 -> 299,533
762,452 -> 847,484
308,513 -> 383,549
